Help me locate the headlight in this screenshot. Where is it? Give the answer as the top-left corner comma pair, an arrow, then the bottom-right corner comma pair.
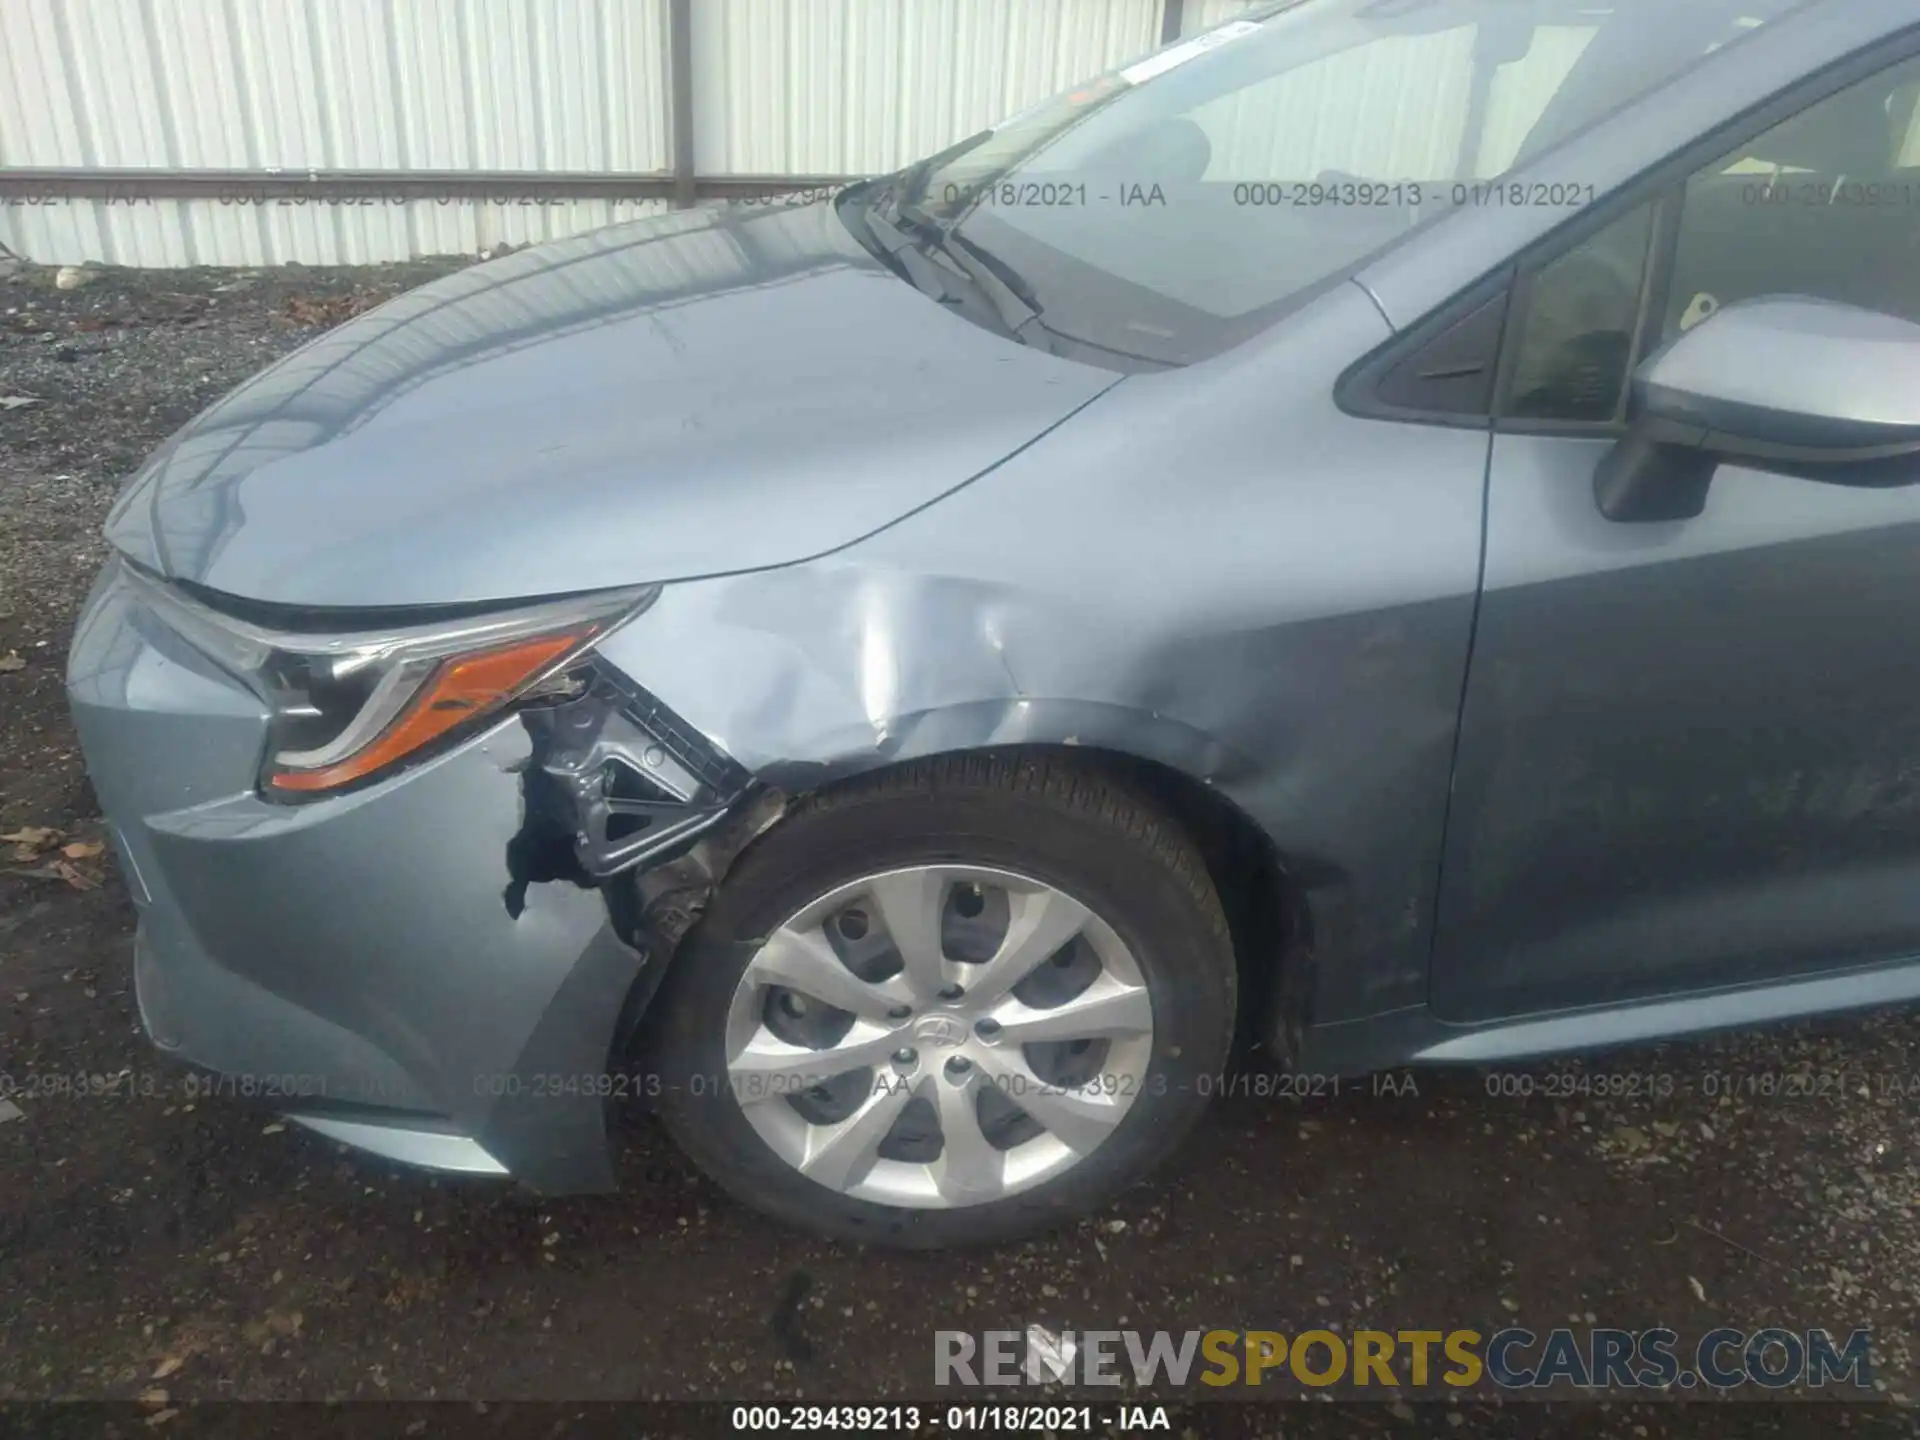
122,565 -> 657,798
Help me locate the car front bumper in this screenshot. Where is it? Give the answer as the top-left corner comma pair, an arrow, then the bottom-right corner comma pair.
66,560 -> 676,1194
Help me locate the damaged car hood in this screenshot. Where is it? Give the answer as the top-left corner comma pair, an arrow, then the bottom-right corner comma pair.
104,201 -> 1121,608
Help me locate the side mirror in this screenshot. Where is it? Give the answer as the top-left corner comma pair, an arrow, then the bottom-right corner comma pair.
1594,297 -> 1920,523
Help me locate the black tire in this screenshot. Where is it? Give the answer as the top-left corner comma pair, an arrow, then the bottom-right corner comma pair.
651,752 -> 1237,1248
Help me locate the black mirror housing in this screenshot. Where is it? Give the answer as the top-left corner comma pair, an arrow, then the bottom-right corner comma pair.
1593,424 -> 1716,523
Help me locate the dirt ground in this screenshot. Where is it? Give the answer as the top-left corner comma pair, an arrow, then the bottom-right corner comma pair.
1,257 -> 1918,1434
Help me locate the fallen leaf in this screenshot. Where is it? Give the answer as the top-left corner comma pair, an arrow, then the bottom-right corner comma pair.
138,1388 -> 169,1405
266,1308 -> 304,1337
280,291 -> 386,329
50,858 -> 100,891
0,652 -> 24,671
61,840 -> 105,860
3,826 -> 61,861
150,1356 -> 184,1381
0,395 -> 42,410
1688,1275 -> 1707,1303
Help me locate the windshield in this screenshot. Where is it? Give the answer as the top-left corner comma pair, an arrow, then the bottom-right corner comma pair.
840,0 -> 1812,368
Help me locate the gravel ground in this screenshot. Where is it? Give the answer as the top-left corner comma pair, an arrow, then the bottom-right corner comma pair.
1,258 -> 1918,1434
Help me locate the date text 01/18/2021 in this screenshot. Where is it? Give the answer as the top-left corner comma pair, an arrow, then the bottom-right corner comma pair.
465,1069 -> 1420,1103
730,1404 -> 1171,1433
937,179 -> 1601,210
0,1068 -> 374,1105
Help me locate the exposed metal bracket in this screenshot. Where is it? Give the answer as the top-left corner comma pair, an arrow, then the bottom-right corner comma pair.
525,673 -> 750,879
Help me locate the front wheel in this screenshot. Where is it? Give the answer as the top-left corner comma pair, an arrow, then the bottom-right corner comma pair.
651,754 -> 1238,1248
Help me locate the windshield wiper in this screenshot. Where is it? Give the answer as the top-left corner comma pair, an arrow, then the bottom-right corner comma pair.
850,189 -> 1053,352
886,204 -> 1051,349
935,232 -> 1049,349
944,230 -> 1045,331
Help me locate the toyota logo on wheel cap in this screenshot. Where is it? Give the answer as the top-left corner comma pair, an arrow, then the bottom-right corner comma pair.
914,1014 -> 967,1048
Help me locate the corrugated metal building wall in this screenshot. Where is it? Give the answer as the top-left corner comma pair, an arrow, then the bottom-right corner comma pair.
0,1 -> 1621,271
2,0 -> 677,264
692,0 -> 1165,175
3,0 -> 1248,267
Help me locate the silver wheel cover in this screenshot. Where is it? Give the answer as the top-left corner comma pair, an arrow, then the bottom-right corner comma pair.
723,864 -> 1155,1209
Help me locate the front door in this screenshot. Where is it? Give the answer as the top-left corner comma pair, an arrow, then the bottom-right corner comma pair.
1433,44 -> 1920,1021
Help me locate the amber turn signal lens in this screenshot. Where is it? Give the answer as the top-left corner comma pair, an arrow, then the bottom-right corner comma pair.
268,630 -> 589,793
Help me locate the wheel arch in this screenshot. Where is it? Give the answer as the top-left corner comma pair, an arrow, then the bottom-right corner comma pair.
621,730 -> 1310,1075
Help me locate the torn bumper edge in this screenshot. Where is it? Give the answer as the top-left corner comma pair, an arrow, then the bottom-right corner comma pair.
69,563 -> 780,1196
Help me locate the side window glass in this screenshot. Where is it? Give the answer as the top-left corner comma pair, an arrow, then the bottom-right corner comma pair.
1501,202 -> 1655,423
1664,56 -> 1920,341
